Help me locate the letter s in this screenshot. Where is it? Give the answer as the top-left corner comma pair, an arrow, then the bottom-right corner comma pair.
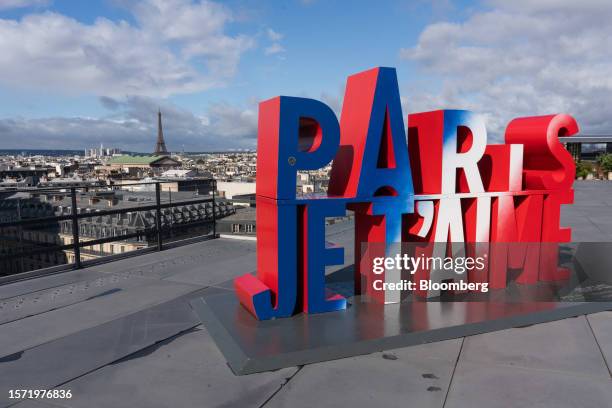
505,114 -> 578,190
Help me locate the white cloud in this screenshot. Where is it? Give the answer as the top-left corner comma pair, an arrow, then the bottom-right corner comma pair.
0,0 -> 48,10
0,96 -> 258,151
400,0 -> 612,140
202,102 -> 257,139
264,43 -> 285,55
266,28 -> 283,41
263,28 -> 285,56
0,0 -> 254,97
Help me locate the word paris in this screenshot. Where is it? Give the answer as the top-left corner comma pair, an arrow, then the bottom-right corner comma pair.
234,67 -> 576,321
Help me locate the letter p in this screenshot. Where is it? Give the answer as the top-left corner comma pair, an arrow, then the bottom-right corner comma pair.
256,96 -> 340,199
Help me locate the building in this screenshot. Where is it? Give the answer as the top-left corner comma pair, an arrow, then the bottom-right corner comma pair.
0,193 -> 67,275
38,176 -> 106,189
54,190 -> 234,263
230,193 -> 256,208
216,181 -> 256,199
563,135 -> 612,160
160,169 -> 198,178
153,176 -> 215,195
216,207 -> 256,239
0,188 -> 235,275
85,145 -> 121,158
108,155 -> 181,176
113,175 -> 215,196
0,166 -> 53,186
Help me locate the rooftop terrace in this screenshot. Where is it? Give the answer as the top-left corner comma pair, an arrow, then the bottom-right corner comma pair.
1,181 -> 612,408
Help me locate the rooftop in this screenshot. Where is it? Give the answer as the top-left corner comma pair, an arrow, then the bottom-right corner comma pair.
108,155 -> 170,165
563,135 -> 612,143
1,181 -> 612,407
217,206 -> 256,222
160,169 -> 197,178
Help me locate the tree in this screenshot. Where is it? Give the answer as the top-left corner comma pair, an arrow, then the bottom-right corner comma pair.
575,160 -> 592,179
596,153 -> 612,173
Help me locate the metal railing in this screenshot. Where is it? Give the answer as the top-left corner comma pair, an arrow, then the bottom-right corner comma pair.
0,179 -> 227,282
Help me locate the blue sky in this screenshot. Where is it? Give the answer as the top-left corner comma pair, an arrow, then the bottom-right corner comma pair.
0,0 -> 611,151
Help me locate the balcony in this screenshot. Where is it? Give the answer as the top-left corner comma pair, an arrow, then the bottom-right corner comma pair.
0,179 -> 234,280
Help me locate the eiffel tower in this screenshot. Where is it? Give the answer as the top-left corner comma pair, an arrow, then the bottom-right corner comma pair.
153,109 -> 169,155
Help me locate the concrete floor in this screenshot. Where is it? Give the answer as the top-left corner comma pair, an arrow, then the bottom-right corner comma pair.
54,315 -> 612,408
2,181 -> 612,408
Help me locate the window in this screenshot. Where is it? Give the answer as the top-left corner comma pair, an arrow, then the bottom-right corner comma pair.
246,224 -> 254,233
232,224 -> 240,233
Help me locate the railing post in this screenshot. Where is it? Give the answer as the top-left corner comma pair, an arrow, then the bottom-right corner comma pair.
70,187 -> 81,269
212,179 -> 216,237
155,182 -> 163,251
16,198 -> 24,273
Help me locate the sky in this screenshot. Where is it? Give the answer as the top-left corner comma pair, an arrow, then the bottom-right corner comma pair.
0,0 -> 612,152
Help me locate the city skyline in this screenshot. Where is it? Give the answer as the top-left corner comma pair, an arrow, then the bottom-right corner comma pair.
1,0 -> 612,151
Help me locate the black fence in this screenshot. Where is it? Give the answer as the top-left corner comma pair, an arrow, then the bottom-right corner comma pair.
0,179 -> 233,282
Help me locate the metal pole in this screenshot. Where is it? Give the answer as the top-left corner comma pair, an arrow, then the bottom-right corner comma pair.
168,187 -> 173,238
16,198 -> 24,273
212,180 -> 216,237
155,182 -> 163,251
70,187 -> 81,269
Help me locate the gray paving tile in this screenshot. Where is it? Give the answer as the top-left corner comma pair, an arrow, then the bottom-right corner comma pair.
560,214 -> 588,228
0,272 -> 184,325
164,250 -> 256,286
0,296 -> 198,408
164,228 -> 352,286
0,270 -> 107,301
385,338 -> 463,362
60,326 -> 298,408
0,278 -> 199,357
586,311 -> 612,373
445,361 -> 612,408
460,316 -> 609,378
85,239 -> 240,275
86,239 -> 255,284
566,223 -> 609,242
265,341 -> 462,408
569,199 -> 609,207
586,214 -> 612,225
